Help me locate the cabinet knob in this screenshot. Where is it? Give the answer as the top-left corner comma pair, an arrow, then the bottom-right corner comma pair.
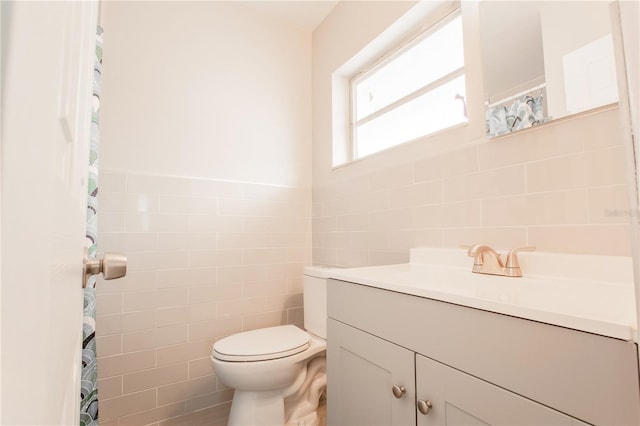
391,385 -> 406,398
417,399 -> 432,415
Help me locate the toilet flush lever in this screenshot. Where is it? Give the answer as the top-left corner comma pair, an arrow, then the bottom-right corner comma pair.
83,248 -> 127,288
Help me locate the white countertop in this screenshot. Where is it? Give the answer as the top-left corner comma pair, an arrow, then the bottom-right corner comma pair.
327,248 -> 638,341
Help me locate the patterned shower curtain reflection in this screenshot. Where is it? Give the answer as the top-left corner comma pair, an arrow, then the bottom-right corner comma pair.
80,26 -> 103,426
485,90 -> 549,137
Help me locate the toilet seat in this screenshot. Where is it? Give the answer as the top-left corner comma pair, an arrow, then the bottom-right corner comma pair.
213,325 -> 311,362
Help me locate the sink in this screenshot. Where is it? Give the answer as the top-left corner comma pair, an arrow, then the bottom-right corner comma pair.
327,247 -> 637,341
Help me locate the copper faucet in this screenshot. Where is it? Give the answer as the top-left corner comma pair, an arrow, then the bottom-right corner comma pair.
467,244 -> 535,277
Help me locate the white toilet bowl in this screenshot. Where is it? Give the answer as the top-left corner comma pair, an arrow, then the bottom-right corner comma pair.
212,326 -> 326,425
211,266 -> 332,426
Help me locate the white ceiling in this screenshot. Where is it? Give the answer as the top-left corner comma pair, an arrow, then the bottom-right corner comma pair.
235,0 -> 339,33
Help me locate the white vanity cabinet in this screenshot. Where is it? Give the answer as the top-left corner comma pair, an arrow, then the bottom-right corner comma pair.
327,279 -> 640,426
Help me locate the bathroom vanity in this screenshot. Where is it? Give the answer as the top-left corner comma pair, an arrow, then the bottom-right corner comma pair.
326,248 -> 640,425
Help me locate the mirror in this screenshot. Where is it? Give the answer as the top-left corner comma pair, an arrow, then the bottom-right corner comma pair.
479,1 -> 619,137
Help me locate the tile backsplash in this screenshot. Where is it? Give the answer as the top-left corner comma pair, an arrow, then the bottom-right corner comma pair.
313,108 -> 633,267
95,171 -> 310,425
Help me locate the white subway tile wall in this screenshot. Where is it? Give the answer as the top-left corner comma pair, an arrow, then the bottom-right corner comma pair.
313,108 -> 633,267
96,172 -> 311,425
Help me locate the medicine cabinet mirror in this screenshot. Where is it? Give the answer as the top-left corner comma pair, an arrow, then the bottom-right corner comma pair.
479,1 -> 619,138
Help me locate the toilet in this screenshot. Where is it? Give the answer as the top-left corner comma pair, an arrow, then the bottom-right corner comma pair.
211,266 -> 331,426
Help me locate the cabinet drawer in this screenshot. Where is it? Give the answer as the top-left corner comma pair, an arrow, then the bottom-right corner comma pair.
328,279 -> 640,425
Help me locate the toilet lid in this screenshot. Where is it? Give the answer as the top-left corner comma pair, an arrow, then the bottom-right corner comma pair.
213,325 -> 310,362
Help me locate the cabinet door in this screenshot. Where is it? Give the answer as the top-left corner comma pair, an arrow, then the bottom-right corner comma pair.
416,355 -> 587,426
328,319 -> 416,426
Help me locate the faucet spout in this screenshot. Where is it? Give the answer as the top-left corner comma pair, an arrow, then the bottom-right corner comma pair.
466,244 -> 505,275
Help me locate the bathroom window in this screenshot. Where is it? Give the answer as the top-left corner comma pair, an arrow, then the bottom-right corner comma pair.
350,11 -> 466,159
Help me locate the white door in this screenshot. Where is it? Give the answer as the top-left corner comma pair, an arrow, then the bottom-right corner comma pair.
1,1 -> 97,424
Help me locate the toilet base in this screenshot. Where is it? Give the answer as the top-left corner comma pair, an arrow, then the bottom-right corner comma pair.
286,411 -> 319,426
228,389 -> 285,426
285,356 -> 326,426
226,356 -> 327,426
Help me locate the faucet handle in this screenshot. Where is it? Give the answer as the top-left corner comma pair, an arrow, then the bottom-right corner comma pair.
505,246 -> 536,269
466,244 -> 499,257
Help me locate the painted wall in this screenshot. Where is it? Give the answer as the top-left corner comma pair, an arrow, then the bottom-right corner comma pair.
312,1 -> 632,267
97,2 -> 311,424
100,1 -> 311,187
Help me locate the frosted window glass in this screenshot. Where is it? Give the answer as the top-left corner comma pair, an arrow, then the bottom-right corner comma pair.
350,11 -> 466,160
354,16 -> 464,121
355,76 -> 466,158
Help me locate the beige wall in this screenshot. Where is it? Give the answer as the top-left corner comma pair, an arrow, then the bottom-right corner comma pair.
312,1 -> 633,267
100,1 -> 311,187
97,2 -> 311,424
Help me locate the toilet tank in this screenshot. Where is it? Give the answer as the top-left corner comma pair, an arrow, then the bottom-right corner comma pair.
303,266 -> 333,339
